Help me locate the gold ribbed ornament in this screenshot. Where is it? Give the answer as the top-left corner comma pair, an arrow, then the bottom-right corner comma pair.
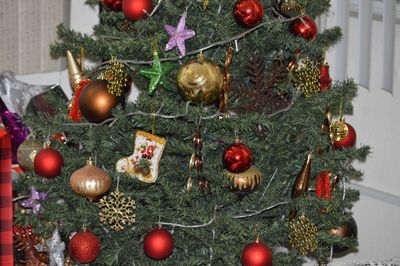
69,159 -> 112,202
223,166 -> 262,195
66,50 -> 87,90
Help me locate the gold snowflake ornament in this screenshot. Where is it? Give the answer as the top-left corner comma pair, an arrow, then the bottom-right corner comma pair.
288,213 -> 318,256
98,190 -> 136,231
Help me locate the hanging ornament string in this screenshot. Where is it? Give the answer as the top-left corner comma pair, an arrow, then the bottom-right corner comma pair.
219,47 -> 234,113
151,104 -> 157,135
203,0 -> 209,10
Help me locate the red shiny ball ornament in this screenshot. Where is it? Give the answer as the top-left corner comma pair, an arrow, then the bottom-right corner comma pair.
223,141 -> 253,173
241,238 -> 273,266
143,228 -> 174,260
34,148 -> 64,178
333,123 -> 357,150
320,63 -> 332,92
233,0 -> 264,28
102,0 -> 123,11
69,230 -> 101,264
291,16 -> 318,41
122,0 -> 153,21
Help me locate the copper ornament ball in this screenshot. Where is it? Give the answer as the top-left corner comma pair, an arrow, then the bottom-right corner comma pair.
79,79 -> 122,123
69,159 -> 112,202
328,217 -> 358,254
177,54 -> 223,105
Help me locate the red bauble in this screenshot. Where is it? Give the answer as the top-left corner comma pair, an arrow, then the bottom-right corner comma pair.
143,228 -> 174,260
102,0 -> 123,11
122,0 -> 153,21
241,238 -> 273,266
69,230 -> 101,264
291,16 -> 318,41
223,140 -> 253,173
320,63 -> 332,92
333,123 -> 356,150
34,148 -> 64,178
233,0 -> 264,28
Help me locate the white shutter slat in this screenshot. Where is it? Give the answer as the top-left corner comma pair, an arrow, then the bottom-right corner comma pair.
382,0 -> 396,93
334,0 -> 349,81
358,0 -> 373,89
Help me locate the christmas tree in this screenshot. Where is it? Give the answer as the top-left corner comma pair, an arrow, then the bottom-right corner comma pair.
13,0 -> 370,265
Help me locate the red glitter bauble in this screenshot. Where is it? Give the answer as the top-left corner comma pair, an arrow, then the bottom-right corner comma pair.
241,238 -> 273,266
69,230 -> 101,264
291,16 -> 318,41
143,228 -> 174,260
233,0 -> 264,28
222,141 -> 253,173
333,123 -> 356,150
102,0 -> 123,11
122,0 -> 153,21
33,148 -> 64,178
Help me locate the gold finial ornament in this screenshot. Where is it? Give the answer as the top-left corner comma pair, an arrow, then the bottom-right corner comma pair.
66,50 -> 87,90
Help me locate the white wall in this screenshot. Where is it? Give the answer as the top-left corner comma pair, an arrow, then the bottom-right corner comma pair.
321,0 -> 400,264
15,0 -> 400,264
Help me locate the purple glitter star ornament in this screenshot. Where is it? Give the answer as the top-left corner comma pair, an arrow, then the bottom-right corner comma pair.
21,187 -> 48,214
164,14 -> 196,57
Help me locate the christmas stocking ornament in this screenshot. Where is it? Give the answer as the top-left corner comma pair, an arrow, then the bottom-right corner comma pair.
116,131 -> 166,183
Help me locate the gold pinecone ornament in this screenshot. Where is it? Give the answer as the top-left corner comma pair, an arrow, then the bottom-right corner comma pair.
292,58 -> 320,98
101,57 -> 128,96
288,213 -> 318,255
98,189 -> 136,231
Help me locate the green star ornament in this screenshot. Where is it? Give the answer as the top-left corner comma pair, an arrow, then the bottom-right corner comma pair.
139,52 -> 174,94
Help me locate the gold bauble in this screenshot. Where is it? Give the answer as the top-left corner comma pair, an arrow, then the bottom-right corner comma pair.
69,159 -> 112,202
223,166 -> 262,195
329,120 -> 349,142
177,54 -> 223,105
17,136 -> 43,171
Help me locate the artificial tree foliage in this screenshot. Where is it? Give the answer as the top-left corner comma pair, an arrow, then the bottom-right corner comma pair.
14,0 -> 369,265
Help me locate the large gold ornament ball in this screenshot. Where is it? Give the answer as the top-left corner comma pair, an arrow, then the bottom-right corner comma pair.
223,166 -> 262,196
17,137 -> 43,171
69,159 -> 112,202
79,79 -> 123,123
177,54 -> 223,105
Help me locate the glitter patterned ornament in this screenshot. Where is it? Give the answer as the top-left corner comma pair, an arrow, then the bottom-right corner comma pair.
116,131 -> 167,183
164,13 -> 196,57
288,213 -> 318,256
292,58 -> 320,98
98,189 -> 136,231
